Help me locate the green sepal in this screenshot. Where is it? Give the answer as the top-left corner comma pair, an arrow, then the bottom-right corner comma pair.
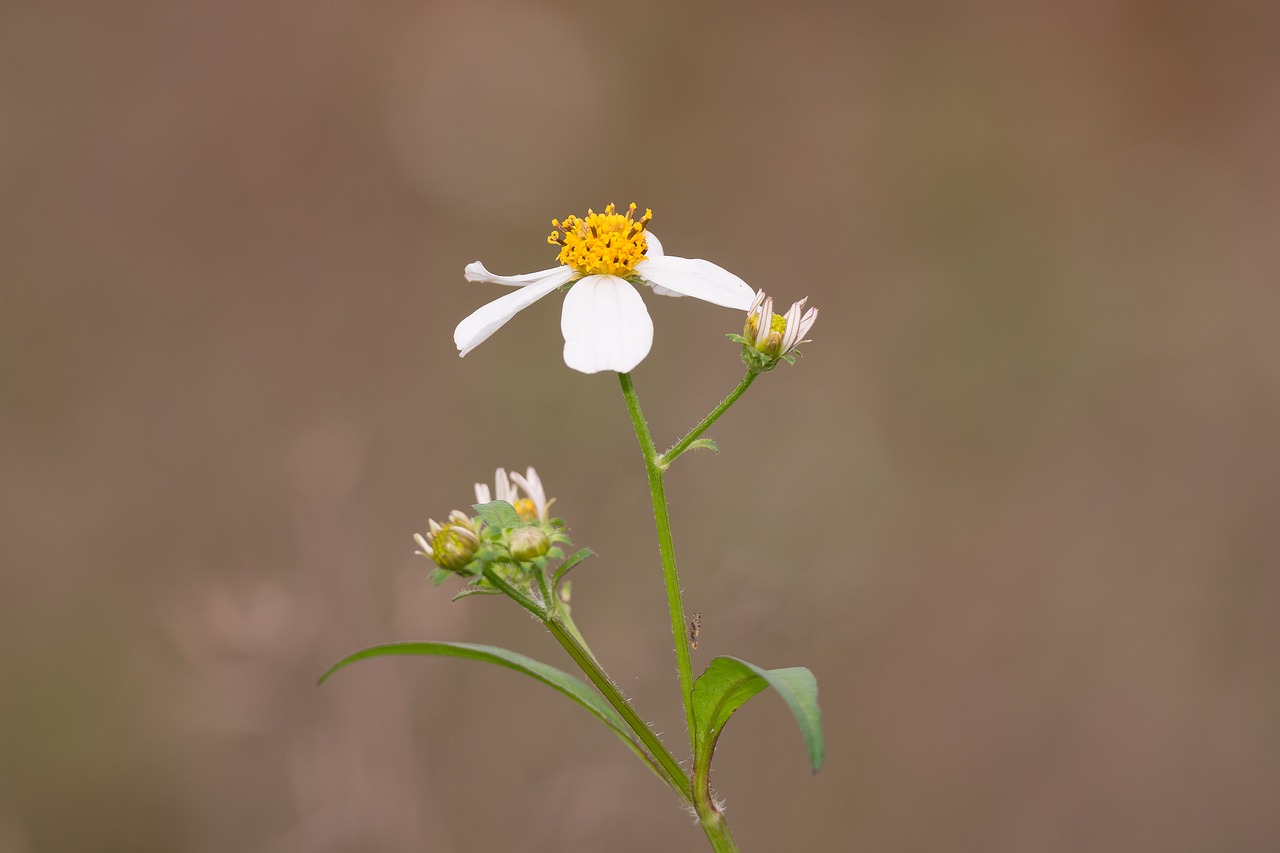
318,641 -> 665,785
429,568 -> 451,587
472,500 -> 521,530
553,547 -> 596,585
691,656 -> 824,777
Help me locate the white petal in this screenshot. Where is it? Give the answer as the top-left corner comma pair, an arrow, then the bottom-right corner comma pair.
474,483 -> 491,504
465,261 -> 574,287
494,468 -> 515,503
454,268 -> 576,356
755,295 -> 774,347
560,275 -> 654,374
635,256 -> 756,310
643,231 -> 664,259
641,233 -> 685,296
780,298 -> 805,352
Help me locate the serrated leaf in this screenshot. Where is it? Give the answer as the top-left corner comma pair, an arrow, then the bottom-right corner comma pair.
319,641 -> 670,789
691,656 -> 824,777
552,547 -> 595,585
472,500 -> 520,529
685,438 -> 719,454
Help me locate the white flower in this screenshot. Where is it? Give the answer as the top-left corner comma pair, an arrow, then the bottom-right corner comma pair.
474,466 -> 554,523
454,203 -> 757,374
744,290 -> 818,360
508,467 -> 552,522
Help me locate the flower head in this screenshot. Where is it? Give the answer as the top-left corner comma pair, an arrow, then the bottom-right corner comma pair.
475,466 -> 553,523
508,467 -> 552,522
415,510 -> 482,572
740,290 -> 818,368
455,203 -> 757,374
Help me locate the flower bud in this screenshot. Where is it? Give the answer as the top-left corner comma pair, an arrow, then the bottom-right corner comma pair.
424,511 -> 481,571
508,525 -> 550,562
741,289 -> 819,367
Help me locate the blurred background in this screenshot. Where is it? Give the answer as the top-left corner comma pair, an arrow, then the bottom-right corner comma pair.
3,0 -> 1279,850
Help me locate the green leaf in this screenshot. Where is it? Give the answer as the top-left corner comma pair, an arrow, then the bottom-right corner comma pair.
552,547 -> 596,585
684,438 -> 719,454
319,641 -> 662,780
473,500 -> 520,529
691,656 -> 824,777
451,586 -> 501,602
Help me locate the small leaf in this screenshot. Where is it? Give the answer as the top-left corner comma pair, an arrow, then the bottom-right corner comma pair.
685,438 -> 719,454
429,568 -> 451,587
691,656 -> 824,778
319,641 -> 668,786
451,586 -> 500,602
472,500 -> 520,529
553,547 -> 596,585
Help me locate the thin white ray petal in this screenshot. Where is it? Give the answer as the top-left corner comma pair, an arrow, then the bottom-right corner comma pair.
781,299 -> 805,352
641,232 -> 686,296
464,262 -> 574,287
474,483 -> 491,504
635,256 -> 756,310
756,295 -> 774,347
560,275 -> 654,374
798,306 -> 819,340
644,231 -> 664,259
454,269 -> 575,356
494,468 -> 515,504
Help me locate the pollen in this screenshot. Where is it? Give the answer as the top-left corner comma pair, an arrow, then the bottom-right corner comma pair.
548,202 -> 653,277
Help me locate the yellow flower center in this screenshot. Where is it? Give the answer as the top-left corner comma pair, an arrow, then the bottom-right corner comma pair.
746,311 -> 787,340
513,498 -> 538,523
548,202 -> 652,277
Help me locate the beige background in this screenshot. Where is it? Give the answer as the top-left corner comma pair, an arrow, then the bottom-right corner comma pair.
3,1 -> 1279,850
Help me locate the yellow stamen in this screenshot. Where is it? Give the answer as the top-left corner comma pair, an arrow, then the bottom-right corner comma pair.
548,202 -> 653,277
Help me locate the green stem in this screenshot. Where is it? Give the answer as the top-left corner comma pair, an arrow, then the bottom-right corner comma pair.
658,368 -> 759,470
618,372 -> 698,756
620,372 -> 741,852
481,566 -> 547,620
546,617 -> 692,801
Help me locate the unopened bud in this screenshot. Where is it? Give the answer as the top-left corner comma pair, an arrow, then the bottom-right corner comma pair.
508,525 -> 550,562
425,511 -> 481,571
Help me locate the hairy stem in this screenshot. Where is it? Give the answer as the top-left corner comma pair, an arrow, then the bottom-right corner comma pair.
546,618 -> 692,801
618,372 -> 698,755
658,368 -> 759,469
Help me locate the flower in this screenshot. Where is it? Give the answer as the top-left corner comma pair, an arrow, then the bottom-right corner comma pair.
455,203 -> 757,374
415,511 -> 482,572
742,290 -> 818,364
475,466 -> 553,523
508,467 -> 552,522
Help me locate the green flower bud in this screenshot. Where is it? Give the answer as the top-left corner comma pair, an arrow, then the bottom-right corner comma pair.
422,511 -> 481,572
508,525 -> 550,562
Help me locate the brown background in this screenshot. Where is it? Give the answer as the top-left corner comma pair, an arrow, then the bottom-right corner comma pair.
3,1 -> 1279,850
